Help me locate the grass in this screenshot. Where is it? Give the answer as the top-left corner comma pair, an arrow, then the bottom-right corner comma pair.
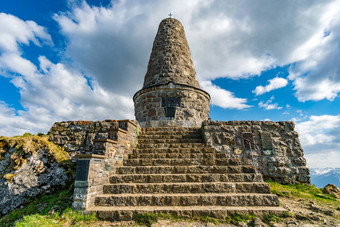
267,181 -> 339,205
134,213 -> 159,227
0,189 -> 97,227
225,213 -> 256,225
263,214 -> 282,223
193,215 -> 219,224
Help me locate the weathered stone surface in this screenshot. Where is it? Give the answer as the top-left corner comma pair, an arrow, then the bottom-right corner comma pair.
49,120 -> 137,156
143,18 -> 199,88
203,121 -> 310,184
0,148 -> 70,215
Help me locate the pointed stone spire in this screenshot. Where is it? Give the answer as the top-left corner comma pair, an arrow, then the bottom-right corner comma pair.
143,18 -> 200,88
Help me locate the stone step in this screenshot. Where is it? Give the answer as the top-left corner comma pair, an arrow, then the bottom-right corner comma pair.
138,133 -> 202,139
128,153 -> 242,160
117,165 -> 256,174
110,173 -> 263,183
103,182 -> 271,194
133,147 -> 214,154
137,138 -> 203,144
94,193 -> 280,207
141,127 -> 201,133
136,143 -> 205,149
123,158 -> 254,167
88,206 -> 287,221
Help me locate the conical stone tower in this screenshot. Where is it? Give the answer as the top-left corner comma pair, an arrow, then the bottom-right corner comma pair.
133,18 -> 210,128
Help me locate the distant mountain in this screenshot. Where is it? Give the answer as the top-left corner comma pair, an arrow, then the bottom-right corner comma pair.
310,168 -> 340,188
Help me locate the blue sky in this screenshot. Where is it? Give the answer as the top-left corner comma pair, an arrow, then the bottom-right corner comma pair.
0,0 -> 340,168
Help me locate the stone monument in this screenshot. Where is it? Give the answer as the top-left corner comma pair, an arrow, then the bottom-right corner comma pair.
133,18 -> 210,128
46,17 -> 310,220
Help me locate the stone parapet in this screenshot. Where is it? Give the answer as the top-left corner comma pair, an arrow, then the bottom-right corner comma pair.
134,83 -> 210,128
48,119 -> 138,156
203,120 -> 310,184
48,119 -> 139,210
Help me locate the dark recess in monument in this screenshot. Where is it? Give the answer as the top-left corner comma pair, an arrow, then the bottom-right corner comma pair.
162,97 -> 181,118
75,159 -> 90,181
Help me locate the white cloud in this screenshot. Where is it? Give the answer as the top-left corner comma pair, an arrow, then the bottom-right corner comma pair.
253,77 -> 288,96
200,81 -> 251,110
52,0 -> 340,86
288,1 -> 340,101
258,96 -> 282,110
0,13 -> 134,136
295,114 -> 340,168
295,115 -> 340,146
306,152 -> 340,168
0,13 -> 51,53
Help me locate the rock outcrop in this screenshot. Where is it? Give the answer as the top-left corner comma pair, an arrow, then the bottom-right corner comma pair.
0,135 -> 73,216
323,184 -> 340,198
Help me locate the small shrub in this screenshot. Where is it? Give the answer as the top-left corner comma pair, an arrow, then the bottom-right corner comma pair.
37,133 -> 45,137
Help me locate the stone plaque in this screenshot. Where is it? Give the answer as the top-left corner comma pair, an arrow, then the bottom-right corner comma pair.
260,131 -> 273,150
75,159 -> 90,181
162,97 -> 181,107
242,132 -> 254,149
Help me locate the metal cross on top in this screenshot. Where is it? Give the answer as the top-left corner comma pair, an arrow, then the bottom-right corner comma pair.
168,10 -> 173,18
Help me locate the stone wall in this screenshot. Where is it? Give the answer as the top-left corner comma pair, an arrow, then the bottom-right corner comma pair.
48,119 -> 138,210
134,83 -> 210,128
48,119 -> 138,156
203,120 -> 310,184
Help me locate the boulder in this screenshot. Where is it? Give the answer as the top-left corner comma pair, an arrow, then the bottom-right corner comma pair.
322,184 -> 340,198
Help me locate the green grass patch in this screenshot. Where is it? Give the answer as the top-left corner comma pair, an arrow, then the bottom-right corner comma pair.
193,215 -> 219,224
267,181 -> 339,204
225,213 -> 256,225
0,189 -> 72,226
0,189 -> 97,227
263,214 -> 282,223
134,213 -> 158,227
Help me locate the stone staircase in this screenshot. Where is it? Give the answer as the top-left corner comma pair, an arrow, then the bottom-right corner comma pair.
87,127 -> 285,221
